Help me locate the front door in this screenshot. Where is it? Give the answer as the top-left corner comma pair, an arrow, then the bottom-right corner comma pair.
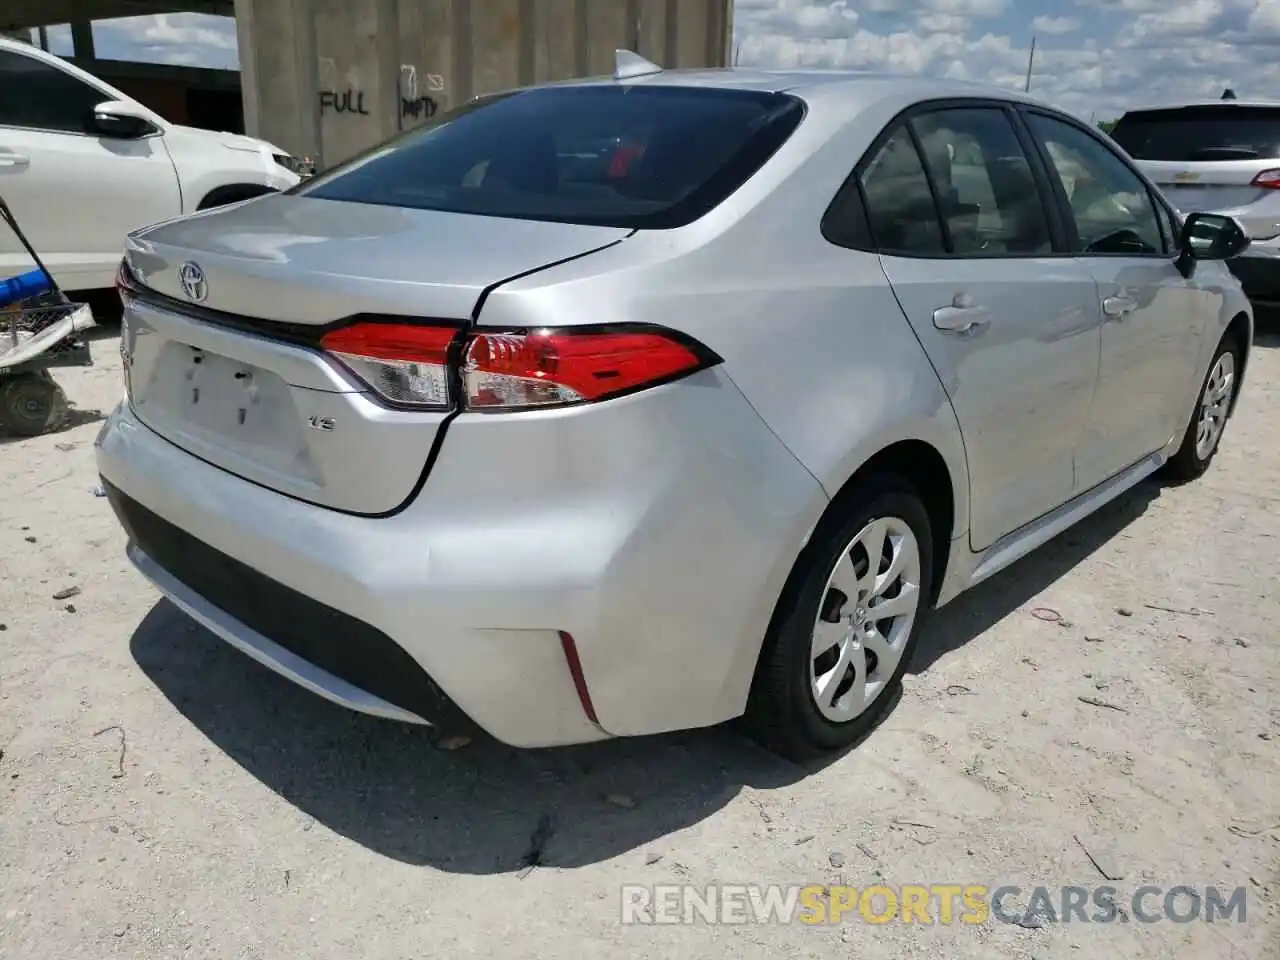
859,106 -> 1102,551
1024,111 -> 1205,488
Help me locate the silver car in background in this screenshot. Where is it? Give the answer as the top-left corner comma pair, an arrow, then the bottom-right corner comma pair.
97,61 -> 1252,760
1112,97 -> 1280,307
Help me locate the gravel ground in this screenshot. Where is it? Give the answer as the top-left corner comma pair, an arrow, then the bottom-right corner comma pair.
2,326 -> 1277,960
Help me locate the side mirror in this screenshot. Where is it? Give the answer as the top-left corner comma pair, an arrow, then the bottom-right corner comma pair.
89,100 -> 157,140
1176,212 -> 1250,278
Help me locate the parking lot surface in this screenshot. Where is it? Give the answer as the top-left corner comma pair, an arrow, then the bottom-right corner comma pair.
2,328 -> 1277,959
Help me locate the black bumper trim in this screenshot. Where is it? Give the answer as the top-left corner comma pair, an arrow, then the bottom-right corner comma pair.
103,479 -> 475,730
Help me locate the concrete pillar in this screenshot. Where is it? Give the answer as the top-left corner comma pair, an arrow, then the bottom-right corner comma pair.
70,21 -> 95,60
235,0 -> 732,168
233,0 -> 262,143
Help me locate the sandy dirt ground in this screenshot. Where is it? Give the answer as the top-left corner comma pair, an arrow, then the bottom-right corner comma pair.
1,325 -> 1277,960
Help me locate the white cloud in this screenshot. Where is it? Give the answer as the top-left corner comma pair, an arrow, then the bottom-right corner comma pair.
1031,15 -> 1080,35
1122,0 -> 1225,43
736,0 -> 861,37
866,0 -> 1007,14
734,0 -> 1280,119
1246,0 -> 1280,35
1072,0 -> 1166,10
93,13 -> 239,69
918,13 -> 970,34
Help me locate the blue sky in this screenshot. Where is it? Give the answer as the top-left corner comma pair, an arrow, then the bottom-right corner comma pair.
35,0 -> 1280,120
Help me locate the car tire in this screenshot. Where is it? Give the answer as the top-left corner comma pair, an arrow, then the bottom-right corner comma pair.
0,371 -> 65,437
1164,333 -> 1242,484
745,474 -> 934,761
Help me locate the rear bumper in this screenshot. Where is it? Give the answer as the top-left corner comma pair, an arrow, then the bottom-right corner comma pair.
95,370 -> 826,747
107,484 -> 471,728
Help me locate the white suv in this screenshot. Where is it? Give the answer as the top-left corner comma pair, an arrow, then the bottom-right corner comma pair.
0,37 -> 300,292
1111,97 -> 1280,307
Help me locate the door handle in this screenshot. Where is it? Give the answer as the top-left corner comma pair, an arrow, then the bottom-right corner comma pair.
933,296 -> 991,334
1102,295 -> 1137,319
0,152 -> 29,169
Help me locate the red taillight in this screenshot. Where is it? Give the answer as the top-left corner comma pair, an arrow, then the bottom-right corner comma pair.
462,328 -> 711,410
320,322 -> 458,408
1252,169 -> 1280,189
318,322 -> 718,412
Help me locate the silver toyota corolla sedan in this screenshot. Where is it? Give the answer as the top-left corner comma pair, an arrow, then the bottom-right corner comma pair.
96,57 -> 1253,759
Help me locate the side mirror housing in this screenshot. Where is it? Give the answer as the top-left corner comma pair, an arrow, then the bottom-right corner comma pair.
89,100 -> 158,140
1176,212 -> 1251,278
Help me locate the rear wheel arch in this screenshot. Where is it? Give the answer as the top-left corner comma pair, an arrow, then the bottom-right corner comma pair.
756,438 -> 958,675
1165,322 -> 1245,483
744,443 -> 956,758
196,183 -> 277,211
829,440 -> 957,605
1224,311 -> 1250,417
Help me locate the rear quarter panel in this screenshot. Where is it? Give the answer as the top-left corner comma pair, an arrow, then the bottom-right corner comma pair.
476,83 -> 979,732
482,87 -> 971,540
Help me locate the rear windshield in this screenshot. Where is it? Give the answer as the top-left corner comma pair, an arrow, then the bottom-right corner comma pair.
1111,106 -> 1280,162
296,85 -> 805,229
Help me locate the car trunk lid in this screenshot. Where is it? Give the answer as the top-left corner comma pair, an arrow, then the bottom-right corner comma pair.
128,193 -> 630,323
122,193 -> 629,514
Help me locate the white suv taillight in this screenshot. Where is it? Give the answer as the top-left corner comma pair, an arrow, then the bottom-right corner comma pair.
319,321 -> 719,412
320,322 -> 458,408
1251,169 -> 1280,189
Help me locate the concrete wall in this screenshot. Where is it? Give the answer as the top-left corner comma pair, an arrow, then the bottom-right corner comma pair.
234,0 -> 734,167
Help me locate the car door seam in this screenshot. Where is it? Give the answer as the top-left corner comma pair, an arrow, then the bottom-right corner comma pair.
875,253 -> 976,536
157,135 -> 185,212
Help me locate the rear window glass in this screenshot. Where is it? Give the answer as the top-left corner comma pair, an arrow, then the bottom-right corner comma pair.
1111,106 -> 1280,162
297,85 -> 805,229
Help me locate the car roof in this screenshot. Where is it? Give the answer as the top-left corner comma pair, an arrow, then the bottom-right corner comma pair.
1119,98 -> 1280,116
540,66 -> 1060,112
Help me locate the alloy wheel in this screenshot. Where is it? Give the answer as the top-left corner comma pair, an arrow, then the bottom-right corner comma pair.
809,516 -> 922,724
1194,351 -> 1235,460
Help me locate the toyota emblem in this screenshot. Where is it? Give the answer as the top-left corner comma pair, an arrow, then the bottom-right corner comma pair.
179,262 -> 208,302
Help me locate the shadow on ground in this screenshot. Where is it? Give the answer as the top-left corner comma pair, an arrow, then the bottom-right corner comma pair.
0,405 -> 107,445
910,479 -> 1161,673
1251,304 -> 1280,345
130,601 -> 816,873
131,478 -> 1162,871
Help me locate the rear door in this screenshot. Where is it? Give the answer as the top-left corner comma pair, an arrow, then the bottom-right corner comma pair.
0,47 -> 179,289
1111,104 -> 1280,239
862,103 -> 1102,551
1024,109 -> 1205,490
